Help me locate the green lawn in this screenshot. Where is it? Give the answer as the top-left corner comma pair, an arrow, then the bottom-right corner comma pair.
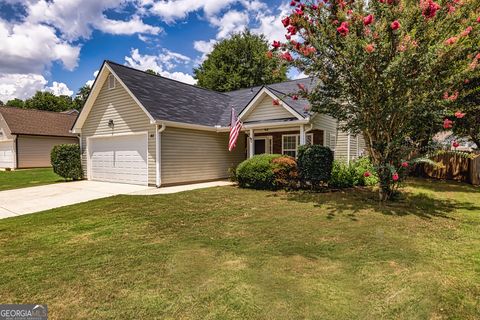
0,168 -> 63,191
0,179 -> 479,319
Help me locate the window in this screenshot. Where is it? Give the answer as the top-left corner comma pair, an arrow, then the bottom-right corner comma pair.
282,133 -> 314,158
108,74 -> 116,90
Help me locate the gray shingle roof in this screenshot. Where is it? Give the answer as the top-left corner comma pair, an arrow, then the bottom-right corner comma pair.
107,61 -> 316,127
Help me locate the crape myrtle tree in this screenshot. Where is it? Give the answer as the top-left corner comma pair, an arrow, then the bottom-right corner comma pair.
451,77 -> 480,148
270,0 -> 480,200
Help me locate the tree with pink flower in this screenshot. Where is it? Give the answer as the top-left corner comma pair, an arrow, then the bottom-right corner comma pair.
270,0 -> 479,200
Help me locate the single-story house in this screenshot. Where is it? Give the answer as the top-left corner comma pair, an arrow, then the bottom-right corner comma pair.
72,60 -> 365,187
0,107 -> 79,169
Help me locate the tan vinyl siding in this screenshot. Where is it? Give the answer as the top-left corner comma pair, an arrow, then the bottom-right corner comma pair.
310,113 -> 338,148
334,130 -> 366,163
17,135 -> 78,168
161,127 -> 246,185
80,72 -> 157,185
243,95 -> 295,122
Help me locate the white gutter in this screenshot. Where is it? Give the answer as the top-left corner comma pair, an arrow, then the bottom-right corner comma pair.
156,123 -> 166,188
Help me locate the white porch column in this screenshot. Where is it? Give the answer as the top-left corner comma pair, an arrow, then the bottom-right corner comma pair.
299,124 -> 306,146
249,129 -> 255,158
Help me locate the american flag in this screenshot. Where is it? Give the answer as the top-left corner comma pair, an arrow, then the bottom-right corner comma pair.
228,108 -> 243,151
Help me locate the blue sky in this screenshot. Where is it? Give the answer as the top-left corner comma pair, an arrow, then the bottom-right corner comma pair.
0,0 -> 300,102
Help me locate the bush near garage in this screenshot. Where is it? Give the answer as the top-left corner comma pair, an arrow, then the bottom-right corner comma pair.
51,144 -> 83,181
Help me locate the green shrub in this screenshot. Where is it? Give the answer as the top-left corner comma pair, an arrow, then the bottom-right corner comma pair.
297,145 -> 334,189
272,156 -> 298,190
51,144 -> 83,180
237,154 -> 297,190
351,156 -> 379,186
329,161 -> 356,188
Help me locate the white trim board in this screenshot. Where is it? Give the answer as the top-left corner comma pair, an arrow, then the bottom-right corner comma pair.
238,87 -> 305,121
72,62 -> 155,133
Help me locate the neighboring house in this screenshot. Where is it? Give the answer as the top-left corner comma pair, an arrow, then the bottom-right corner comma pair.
433,131 -> 478,151
72,61 -> 365,187
0,107 -> 79,169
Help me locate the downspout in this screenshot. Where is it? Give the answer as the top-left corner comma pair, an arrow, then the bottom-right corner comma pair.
156,123 -> 166,188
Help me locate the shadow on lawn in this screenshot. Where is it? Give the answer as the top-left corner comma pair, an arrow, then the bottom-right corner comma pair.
283,187 -> 480,221
409,178 -> 480,193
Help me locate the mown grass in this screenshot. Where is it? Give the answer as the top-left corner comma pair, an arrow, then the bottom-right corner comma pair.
0,168 -> 62,191
0,178 -> 478,319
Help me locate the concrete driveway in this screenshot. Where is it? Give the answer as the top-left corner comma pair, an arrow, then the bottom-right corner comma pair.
0,181 -> 151,219
0,180 -> 234,219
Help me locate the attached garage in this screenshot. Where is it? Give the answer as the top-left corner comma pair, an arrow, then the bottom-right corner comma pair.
87,133 -> 148,185
0,141 -> 15,169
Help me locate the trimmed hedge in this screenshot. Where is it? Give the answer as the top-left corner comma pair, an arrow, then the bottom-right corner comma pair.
51,144 -> 83,180
236,154 -> 298,190
297,145 -> 334,189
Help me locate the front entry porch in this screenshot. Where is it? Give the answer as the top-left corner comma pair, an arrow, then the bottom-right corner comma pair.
245,125 -> 325,158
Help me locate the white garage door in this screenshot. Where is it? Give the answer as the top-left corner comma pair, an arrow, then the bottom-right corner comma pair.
0,141 -> 14,169
88,134 -> 148,185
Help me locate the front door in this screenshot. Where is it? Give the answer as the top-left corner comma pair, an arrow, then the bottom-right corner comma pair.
254,139 -> 266,155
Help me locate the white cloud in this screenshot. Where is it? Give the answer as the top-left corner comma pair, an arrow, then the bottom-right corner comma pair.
85,70 -> 100,88
149,0 -> 237,23
0,73 -> 47,102
46,81 -> 74,96
193,39 -> 217,63
125,49 -> 197,85
0,19 -> 81,74
210,10 -> 249,39
288,69 -> 307,80
27,0 -> 161,41
251,3 -> 291,43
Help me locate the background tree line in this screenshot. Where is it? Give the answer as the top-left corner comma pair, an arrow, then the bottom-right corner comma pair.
0,85 -> 91,112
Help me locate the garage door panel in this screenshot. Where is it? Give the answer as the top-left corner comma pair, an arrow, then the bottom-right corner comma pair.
0,141 -> 14,169
89,134 -> 148,185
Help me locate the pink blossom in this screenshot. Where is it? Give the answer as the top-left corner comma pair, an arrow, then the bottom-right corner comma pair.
311,4 -> 318,10
365,44 -> 375,53
287,25 -> 297,35
281,52 -> 293,62
337,22 -> 349,36
290,0 -> 296,6
292,95 -> 299,100
421,0 -> 441,19
443,118 -> 453,129
363,14 -> 374,26
364,171 -> 371,177
285,34 -> 291,40
391,20 -> 401,30
282,17 -> 291,27
273,99 -> 280,106
401,162 -> 409,168
392,172 -> 399,181
454,111 -> 466,118
452,141 -> 460,148
477,16 -> 480,23
332,19 -> 339,25
461,26 -> 472,37
447,4 -> 456,13
444,37 -> 458,45
295,8 -> 304,15
272,41 -> 281,49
